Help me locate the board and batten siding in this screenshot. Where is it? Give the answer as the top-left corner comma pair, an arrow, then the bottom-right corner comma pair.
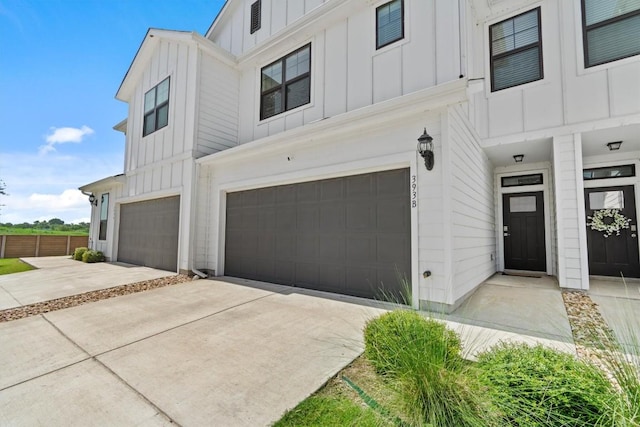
469,0 -> 640,141
125,39 -> 198,173
209,0 -> 328,56
233,0 -> 461,145
196,51 -> 241,157
447,106 -> 495,302
552,134 -> 588,289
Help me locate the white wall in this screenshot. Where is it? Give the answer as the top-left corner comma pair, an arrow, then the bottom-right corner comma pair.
467,0 -> 640,142
196,51 -> 241,156
220,0 -> 461,144
447,105 -> 495,302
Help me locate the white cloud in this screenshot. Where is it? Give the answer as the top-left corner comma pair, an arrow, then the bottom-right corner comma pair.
39,125 -> 94,155
28,189 -> 87,210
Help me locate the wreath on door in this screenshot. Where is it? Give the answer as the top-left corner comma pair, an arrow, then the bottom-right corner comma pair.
586,208 -> 632,238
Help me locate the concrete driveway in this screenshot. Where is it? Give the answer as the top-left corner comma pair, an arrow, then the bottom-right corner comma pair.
0,256 -> 173,310
0,277 -> 384,426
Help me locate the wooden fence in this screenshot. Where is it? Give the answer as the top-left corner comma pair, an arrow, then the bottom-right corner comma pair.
0,235 -> 89,258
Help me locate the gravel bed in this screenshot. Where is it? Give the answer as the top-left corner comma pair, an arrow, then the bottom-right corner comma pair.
562,290 -> 620,386
0,274 -> 192,323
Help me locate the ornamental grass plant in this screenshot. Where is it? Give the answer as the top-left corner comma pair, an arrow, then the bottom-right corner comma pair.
363,310 -> 499,427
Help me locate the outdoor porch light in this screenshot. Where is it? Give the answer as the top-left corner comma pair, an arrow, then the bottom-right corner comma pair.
417,128 -> 434,171
513,154 -> 524,163
607,141 -> 622,151
88,194 -> 97,206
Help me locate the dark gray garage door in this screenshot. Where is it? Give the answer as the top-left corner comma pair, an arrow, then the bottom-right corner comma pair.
225,169 -> 411,301
118,196 -> 180,272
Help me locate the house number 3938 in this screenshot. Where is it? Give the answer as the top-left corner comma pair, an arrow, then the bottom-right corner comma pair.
411,175 -> 417,208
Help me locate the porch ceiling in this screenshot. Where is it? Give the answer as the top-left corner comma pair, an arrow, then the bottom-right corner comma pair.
582,123 -> 640,158
483,137 -> 552,168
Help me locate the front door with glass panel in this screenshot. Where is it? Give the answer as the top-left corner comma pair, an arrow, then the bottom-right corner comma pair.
585,186 -> 640,278
503,192 -> 546,271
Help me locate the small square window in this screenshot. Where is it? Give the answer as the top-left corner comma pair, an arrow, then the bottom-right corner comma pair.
143,77 -> 170,137
490,8 -> 543,91
250,0 -> 261,34
376,0 -> 404,49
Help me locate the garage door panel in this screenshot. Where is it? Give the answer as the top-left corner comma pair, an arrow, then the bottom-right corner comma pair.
275,234 -> 295,258
320,178 -> 344,201
118,196 -> 179,272
378,202 -> 408,231
346,202 -> 376,230
346,174 -> 374,198
318,235 -> 346,260
319,204 -> 345,231
276,206 -> 296,229
275,261 -> 294,284
297,181 -> 319,202
377,235 -> 410,263
297,205 -> 319,230
347,236 -> 376,262
296,235 -> 318,260
225,169 -> 410,301
277,185 -> 296,203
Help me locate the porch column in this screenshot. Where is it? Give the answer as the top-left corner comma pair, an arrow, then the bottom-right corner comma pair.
552,134 -> 589,289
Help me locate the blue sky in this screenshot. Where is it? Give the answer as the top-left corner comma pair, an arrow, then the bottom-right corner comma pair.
0,0 -> 225,224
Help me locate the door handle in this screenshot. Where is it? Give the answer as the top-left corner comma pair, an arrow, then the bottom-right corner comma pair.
633,234 -> 637,238
503,233 -> 510,237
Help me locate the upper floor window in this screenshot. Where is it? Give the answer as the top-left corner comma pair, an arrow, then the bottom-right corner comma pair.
376,0 -> 404,49
490,8 -> 543,92
250,0 -> 261,34
582,0 -> 640,67
99,193 -> 109,241
143,77 -> 170,137
260,44 -> 311,120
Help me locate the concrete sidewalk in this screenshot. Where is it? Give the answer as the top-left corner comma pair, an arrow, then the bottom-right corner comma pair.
0,278 -> 385,426
0,256 -> 172,310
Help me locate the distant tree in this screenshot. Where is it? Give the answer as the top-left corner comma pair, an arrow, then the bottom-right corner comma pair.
0,180 -> 6,196
48,218 -> 64,226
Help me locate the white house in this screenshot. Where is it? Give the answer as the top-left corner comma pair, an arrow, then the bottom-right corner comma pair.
80,0 -> 640,312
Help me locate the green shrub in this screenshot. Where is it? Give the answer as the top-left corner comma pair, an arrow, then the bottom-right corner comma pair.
273,396 -> 384,427
364,311 -> 495,426
81,250 -> 105,263
73,247 -> 88,261
476,343 -> 618,427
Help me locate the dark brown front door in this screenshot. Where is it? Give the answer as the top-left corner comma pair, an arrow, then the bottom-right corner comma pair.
503,192 -> 546,272
585,186 -> 640,278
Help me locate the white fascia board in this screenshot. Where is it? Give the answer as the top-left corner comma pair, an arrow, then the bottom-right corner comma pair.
205,0 -> 233,39
78,174 -> 126,192
113,118 -> 127,133
197,78 -> 468,165
116,29 -> 237,101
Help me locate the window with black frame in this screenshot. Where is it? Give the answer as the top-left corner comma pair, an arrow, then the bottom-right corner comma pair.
376,0 -> 404,49
490,8 -> 543,92
143,77 -> 170,136
582,0 -> 640,68
260,44 -> 311,120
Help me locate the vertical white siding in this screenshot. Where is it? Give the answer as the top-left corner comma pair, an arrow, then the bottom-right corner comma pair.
552,134 -> 588,289
447,105 -> 495,301
196,51 -> 241,156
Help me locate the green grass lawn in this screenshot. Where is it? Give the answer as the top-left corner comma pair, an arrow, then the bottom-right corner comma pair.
0,227 -> 88,236
0,258 -> 34,275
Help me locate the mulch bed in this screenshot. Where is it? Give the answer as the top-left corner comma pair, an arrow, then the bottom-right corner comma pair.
0,275 -> 192,323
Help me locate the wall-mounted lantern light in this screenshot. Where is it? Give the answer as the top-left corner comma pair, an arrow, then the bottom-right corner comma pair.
417,128 -> 434,171
88,194 -> 98,206
607,141 -> 622,151
513,154 -> 524,163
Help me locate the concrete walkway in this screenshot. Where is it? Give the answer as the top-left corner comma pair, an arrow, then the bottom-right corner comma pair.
0,277 -> 385,426
0,256 -> 172,310
589,277 -> 640,351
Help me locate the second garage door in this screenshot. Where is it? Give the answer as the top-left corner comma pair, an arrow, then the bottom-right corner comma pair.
225,169 -> 411,301
118,196 -> 180,272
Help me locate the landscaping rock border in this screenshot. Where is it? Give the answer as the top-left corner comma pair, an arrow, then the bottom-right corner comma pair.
0,275 -> 192,323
